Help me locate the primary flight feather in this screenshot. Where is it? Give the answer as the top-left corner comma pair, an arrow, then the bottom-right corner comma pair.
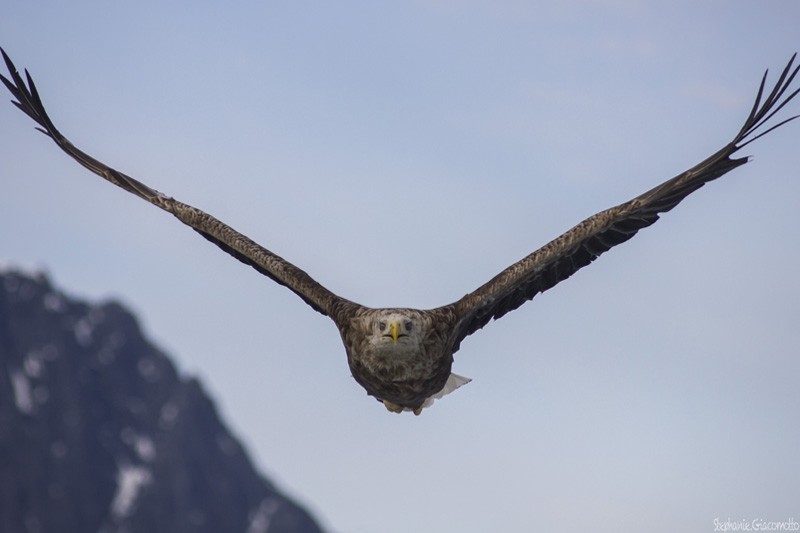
2,48 -> 798,414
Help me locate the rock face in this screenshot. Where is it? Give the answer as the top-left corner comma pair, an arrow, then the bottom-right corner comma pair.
0,269 -> 324,533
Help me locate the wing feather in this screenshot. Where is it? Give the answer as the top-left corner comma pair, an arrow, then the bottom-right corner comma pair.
1,48 -> 352,318
445,55 -> 799,350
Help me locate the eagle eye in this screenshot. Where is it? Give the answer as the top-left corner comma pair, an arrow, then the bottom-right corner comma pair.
404,321 -> 413,331
378,321 -> 386,331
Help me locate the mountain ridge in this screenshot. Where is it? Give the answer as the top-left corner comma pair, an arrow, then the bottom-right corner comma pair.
0,267 -> 325,533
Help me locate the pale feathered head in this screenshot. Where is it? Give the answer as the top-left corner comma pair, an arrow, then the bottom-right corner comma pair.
372,311 -> 419,346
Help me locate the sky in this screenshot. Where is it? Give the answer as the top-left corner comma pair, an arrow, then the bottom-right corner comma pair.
2,2 -> 799,532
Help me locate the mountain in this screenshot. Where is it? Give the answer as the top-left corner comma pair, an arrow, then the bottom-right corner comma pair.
0,268 -> 325,533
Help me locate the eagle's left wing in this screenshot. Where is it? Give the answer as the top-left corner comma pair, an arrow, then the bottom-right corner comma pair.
444,55 -> 799,352
1,48 -> 357,318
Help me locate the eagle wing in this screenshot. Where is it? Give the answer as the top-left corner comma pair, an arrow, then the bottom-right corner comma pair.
1,48 -> 353,318
445,55 -> 799,351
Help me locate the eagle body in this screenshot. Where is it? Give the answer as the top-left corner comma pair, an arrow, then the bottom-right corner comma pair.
335,307 -> 462,413
2,49 -> 797,415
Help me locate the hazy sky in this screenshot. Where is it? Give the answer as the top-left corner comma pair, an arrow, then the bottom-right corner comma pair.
2,3 -> 799,532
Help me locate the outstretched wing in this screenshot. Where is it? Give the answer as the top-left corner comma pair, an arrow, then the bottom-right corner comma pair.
445,55 -> 799,351
0,48 -> 355,318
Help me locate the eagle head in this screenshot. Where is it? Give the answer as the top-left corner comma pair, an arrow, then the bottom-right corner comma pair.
373,311 -> 420,346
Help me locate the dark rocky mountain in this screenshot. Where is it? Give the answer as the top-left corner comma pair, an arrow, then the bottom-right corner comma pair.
0,268 -> 325,533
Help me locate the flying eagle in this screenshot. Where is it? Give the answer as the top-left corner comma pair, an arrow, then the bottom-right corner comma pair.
2,49 -> 798,415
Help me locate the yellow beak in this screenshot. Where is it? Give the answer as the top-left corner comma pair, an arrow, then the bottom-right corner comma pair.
389,322 -> 400,344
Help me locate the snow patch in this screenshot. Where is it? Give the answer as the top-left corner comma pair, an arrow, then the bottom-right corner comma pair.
73,318 -> 94,347
159,402 -> 180,430
43,292 -> 66,313
136,357 -> 160,382
10,370 -> 34,414
110,465 -> 152,519
120,427 -> 156,462
247,498 -> 281,533
73,307 -> 106,347
134,436 -> 156,462
23,350 -> 45,378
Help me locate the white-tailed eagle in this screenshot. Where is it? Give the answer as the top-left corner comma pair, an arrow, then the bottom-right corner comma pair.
2,49 -> 798,414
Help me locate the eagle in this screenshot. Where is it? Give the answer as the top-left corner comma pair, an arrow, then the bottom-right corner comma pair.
2,48 -> 798,415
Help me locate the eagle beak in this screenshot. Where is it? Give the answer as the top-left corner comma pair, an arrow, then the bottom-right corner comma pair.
389,322 -> 400,344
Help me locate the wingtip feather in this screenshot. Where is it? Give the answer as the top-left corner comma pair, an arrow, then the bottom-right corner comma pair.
735,53 -> 800,149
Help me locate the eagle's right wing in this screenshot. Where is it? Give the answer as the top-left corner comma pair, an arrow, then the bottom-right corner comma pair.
1,48 -> 355,319
445,55 -> 799,352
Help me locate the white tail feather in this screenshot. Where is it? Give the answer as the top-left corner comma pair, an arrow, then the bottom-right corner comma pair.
415,373 -> 471,411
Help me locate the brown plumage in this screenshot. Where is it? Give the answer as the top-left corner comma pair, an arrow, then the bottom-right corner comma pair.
2,48 -> 798,414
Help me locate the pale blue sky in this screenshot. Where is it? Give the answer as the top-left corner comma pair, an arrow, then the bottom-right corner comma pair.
2,3 -> 799,532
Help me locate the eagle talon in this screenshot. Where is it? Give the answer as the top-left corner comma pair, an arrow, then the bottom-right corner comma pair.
382,400 -> 404,414
382,400 -> 424,415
